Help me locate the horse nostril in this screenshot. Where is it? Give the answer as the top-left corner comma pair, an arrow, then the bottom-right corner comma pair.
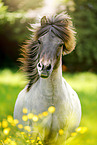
38,62 -> 51,71
38,63 -> 41,67
47,64 -> 51,71
38,62 -> 42,68
38,62 -> 44,70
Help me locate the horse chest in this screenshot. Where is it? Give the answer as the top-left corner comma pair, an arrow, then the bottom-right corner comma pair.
27,83 -> 73,128
14,78 -> 81,143
27,80 -> 67,114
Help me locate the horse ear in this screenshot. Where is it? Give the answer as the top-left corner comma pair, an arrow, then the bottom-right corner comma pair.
41,16 -> 47,26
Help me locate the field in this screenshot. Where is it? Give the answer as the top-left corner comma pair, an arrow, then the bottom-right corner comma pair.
0,69 -> 97,145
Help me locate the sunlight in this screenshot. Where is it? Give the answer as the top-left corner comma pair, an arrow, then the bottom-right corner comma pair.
41,0 -> 67,15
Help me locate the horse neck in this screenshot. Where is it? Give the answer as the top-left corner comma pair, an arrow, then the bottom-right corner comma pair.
51,58 -> 62,82
39,55 -> 63,95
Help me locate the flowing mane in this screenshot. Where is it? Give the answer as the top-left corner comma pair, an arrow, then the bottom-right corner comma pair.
20,13 -> 76,91
19,40 -> 39,91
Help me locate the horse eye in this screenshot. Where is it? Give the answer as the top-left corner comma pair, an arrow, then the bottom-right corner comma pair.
63,44 -> 66,51
38,40 -> 41,44
57,49 -> 61,58
59,43 -> 64,47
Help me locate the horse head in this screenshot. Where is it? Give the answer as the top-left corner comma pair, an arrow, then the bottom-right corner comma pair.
36,14 -> 76,78
20,13 -> 76,90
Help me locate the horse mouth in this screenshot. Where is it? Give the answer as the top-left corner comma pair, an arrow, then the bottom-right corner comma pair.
40,72 -> 49,78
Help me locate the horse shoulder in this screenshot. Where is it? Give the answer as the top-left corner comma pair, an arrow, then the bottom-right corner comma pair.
62,77 -> 81,129
62,77 -> 79,101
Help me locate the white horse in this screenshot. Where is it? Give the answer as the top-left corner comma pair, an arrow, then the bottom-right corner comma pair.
14,13 -> 81,145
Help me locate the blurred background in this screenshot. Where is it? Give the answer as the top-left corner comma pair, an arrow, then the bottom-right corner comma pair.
0,0 -> 97,145
0,0 -> 97,71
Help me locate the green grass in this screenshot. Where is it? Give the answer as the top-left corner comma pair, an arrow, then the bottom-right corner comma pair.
0,69 -> 97,145
63,72 -> 97,145
0,69 -> 27,119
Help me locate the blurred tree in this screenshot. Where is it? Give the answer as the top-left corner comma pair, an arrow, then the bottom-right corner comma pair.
0,0 -> 35,68
2,0 -> 43,11
62,0 -> 97,71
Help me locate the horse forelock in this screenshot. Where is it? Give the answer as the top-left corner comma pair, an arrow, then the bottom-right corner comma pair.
34,13 -> 75,41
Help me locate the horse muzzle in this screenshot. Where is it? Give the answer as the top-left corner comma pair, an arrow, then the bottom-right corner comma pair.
40,71 -> 49,78
37,62 -> 52,78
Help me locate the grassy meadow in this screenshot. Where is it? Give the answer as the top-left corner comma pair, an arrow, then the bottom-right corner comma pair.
0,69 -> 97,145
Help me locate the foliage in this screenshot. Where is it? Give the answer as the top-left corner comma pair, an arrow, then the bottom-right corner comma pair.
0,0 -> 33,42
3,0 -> 43,11
0,0 -> 34,68
63,0 -> 97,71
0,69 -> 97,144
0,0 -> 7,14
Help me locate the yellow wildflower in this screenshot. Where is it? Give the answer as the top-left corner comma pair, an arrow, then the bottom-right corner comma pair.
0,122 -> 1,127
37,136 -> 40,140
38,141 -> 42,144
28,113 -> 34,119
2,120 -> 8,128
42,111 -> 48,116
24,126 -> 31,132
31,140 -> 35,143
10,141 -> 17,145
48,106 -> 55,113
38,113 -> 43,119
14,119 -> 19,125
4,140 -> 8,144
32,115 -> 38,122
4,138 -> 11,144
18,124 -> 23,129
26,140 -> 30,143
3,127 -> 10,135
7,115 -> 14,124
76,127 -> 88,134
22,115 -> 28,121
30,136 -> 33,140
59,129 -> 64,135
23,108 -> 28,114
21,132 -> 25,135
71,132 -> 77,137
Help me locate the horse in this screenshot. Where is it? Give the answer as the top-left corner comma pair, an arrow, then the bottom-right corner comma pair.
14,13 -> 81,145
